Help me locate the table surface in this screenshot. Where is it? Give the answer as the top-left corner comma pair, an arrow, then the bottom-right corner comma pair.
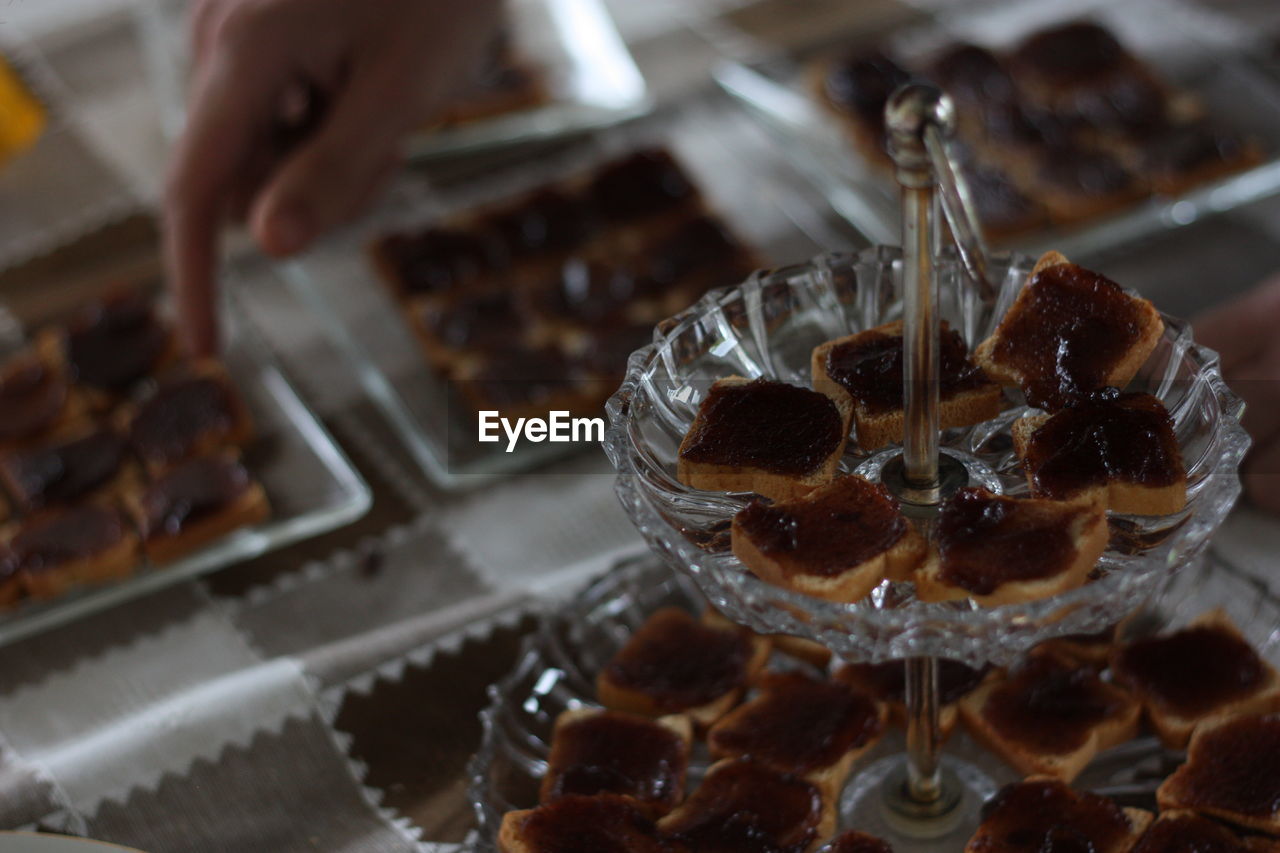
1,1 -> 1280,851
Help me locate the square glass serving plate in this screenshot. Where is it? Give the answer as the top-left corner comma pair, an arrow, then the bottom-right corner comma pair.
133,0 -> 650,159
281,100 -> 868,490
715,0 -> 1280,257
0,286 -> 372,647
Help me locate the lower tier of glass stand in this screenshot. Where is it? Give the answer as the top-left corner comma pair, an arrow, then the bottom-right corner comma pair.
465,552 -> 1253,851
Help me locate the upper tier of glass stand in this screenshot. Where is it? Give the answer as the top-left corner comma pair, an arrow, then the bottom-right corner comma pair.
604,248 -> 1248,667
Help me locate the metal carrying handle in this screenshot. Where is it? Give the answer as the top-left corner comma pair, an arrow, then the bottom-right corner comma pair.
925,127 -> 998,304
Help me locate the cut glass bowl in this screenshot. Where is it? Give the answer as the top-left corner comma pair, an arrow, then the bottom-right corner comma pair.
603,249 -> 1249,667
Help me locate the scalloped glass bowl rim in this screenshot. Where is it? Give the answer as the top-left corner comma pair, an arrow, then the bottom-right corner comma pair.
603,248 -> 1249,660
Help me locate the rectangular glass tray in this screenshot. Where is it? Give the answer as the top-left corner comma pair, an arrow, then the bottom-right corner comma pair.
133,0 -> 650,159
714,0 -> 1280,258
0,286 -> 372,647
281,98 -> 868,490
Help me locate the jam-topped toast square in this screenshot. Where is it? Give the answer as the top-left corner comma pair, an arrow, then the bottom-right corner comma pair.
965,778 -> 1151,853
122,360 -> 254,475
0,425 -> 136,514
959,650 -> 1139,783
975,251 -> 1164,411
540,708 -> 692,817
812,321 -> 1002,451
1132,810 -> 1280,853
0,348 -> 86,451
678,377 -> 852,502
914,487 -> 1108,606
4,504 -> 139,599
1111,610 -> 1280,748
1013,388 -> 1186,516
597,607 -> 769,729
657,757 -> 835,853
124,449 -> 269,564
1157,712 -> 1280,836
498,793 -> 678,853
731,475 -> 924,603
706,671 -> 885,799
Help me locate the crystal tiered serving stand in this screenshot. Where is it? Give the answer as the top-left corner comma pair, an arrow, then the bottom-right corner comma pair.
591,84 -> 1249,846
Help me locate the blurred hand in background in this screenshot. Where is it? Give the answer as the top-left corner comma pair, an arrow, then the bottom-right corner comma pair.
1196,271 -> 1280,515
164,0 -> 502,355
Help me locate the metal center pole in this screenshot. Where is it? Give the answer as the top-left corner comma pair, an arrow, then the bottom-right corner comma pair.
882,84 -> 962,825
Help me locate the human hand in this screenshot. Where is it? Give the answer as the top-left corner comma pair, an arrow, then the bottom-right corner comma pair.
1195,272 -> 1280,515
164,0 -> 502,354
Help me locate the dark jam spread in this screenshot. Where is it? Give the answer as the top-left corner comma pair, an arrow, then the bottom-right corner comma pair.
935,488 -> 1082,596
734,477 -> 905,578
588,149 -> 696,223
838,658 -> 988,706
648,215 -> 740,285
577,323 -> 653,377
994,263 -> 1153,410
65,292 -> 170,391
824,324 -> 989,415
379,228 -> 504,297
514,794 -> 672,853
1113,624 -> 1267,719
975,779 -> 1136,853
1039,146 -> 1136,197
0,360 -> 68,443
1012,23 -> 1134,89
11,506 -> 125,572
1143,123 -> 1248,180
929,44 -> 1015,105
661,758 -> 823,853
965,165 -> 1041,233
539,258 -> 636,324
545,711 -> 686,806
680,379 -> 844,477
484,187 -> 594,257
983,653 -> 1128,755
2,429 -> 126,508
422,291 -> 534,352
825,51 -> 911,131
130,375 -> 236,467
708,673 -> 883,775
603,608 -> 753,712
827,832 -> 894,853
1173,714 -> 1280,818
1024,390 -> 1182,499
1131,812 -> 1254,853
138,453 -> 253,539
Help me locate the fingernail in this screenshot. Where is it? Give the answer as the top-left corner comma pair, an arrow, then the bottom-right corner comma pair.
267,206 -> 310,255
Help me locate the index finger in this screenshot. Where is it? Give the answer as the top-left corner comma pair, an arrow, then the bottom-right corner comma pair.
162,53 -> 278,356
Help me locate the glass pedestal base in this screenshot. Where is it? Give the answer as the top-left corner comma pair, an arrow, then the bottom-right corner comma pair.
841,753 -> 999,849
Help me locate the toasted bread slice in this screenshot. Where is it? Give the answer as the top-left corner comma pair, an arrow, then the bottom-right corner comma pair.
10,505 -> 139,599
597,607 -> 770,729
966,777 -> 1152,853
658,757 -> 836,853
701,606 -> 832,670
974,252 -> 1163,411
834,658 -> 989,740
959,651 -> 1140,783
1013,393 -> 1187,516
812,321 -> 1002,451
732,475 -> 925,604
498,793 -> 672,853
915,488 -> 1108,607
706,671 -> 885,801
678,376 -> 852,501
1111,609 -> 1280,749
1157,712 -> 1280,836
540,707 -> 692,816
1132,810 -> 1280,853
